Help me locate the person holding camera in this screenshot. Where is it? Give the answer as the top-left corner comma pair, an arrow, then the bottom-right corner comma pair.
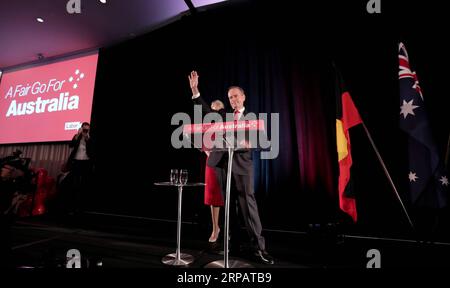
66,122 -> 94,215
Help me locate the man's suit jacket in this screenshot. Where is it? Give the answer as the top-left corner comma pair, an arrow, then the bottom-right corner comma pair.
68,134 -> 94,164
193,96 -> 252,175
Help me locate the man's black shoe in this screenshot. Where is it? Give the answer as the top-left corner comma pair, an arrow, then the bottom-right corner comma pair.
254,250 -> 274,265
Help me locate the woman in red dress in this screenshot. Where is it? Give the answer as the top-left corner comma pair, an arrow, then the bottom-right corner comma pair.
204,100 -> 224,242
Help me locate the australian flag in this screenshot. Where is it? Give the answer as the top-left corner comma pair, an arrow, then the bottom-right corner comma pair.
399,42 -> 448,208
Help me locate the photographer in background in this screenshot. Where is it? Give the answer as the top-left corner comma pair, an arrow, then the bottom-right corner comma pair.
66,122 -> 94,216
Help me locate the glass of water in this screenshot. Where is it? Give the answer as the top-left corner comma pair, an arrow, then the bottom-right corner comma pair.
179,169 -> 188,185
170,169 -> 179,184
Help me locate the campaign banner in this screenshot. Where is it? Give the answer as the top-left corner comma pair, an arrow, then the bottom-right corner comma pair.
0,52 -> 98,144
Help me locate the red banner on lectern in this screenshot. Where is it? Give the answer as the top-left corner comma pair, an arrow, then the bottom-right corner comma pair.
183,119 -> 265,134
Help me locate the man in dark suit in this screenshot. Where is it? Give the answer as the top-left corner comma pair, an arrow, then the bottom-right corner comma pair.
188,71 -> 274,265
66,122 -> 94,215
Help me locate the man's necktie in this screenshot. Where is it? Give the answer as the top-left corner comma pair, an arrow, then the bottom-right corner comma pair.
234,110 -> 240,121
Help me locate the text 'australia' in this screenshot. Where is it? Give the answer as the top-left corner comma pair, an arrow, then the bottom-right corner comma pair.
6,92 -> 79,117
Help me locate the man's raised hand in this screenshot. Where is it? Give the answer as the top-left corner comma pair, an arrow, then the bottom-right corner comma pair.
189,70 -> 199,95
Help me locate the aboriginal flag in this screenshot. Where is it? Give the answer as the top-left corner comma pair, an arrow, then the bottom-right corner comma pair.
336,70 -> 362,222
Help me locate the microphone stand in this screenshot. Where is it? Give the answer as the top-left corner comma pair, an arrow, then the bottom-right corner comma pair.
205,130 -> 253,268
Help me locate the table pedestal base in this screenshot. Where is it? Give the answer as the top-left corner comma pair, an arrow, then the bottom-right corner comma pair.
162,253 -> 194,266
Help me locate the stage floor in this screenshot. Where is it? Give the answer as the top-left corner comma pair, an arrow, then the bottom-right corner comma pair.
9,212 -> 450,269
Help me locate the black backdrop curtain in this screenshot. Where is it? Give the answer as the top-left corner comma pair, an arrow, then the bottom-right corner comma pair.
87,1 -> 449,233
90,3 -> 337,231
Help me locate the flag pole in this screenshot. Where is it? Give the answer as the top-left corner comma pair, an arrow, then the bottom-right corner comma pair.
360,122 -> 415,229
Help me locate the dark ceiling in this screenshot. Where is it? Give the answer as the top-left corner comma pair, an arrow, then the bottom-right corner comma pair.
0,0 -> 227,70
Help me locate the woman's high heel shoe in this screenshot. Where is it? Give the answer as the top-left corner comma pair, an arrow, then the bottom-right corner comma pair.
208,228 -> 220,242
